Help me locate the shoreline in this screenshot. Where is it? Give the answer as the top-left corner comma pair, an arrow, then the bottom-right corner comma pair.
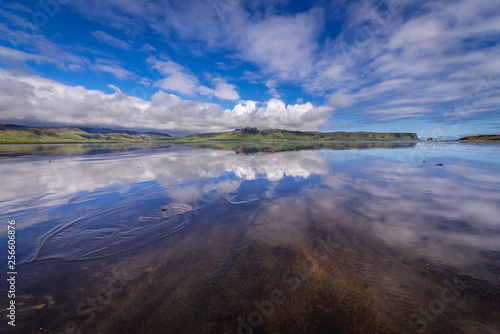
1,139 -> 500,145
0,139 -> 445,145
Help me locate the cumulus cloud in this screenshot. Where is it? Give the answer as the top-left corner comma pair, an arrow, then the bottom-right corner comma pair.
0,69 -> 332,135
226,98 -> 332,130
4,0 -> 498,129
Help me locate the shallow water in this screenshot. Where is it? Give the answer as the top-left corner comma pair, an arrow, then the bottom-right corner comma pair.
1,142 -> 499,333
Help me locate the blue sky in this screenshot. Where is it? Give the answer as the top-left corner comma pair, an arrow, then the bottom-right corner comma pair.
0,0 -> 499,137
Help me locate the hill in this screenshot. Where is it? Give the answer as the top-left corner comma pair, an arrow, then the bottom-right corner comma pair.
0,124 -> 171,143
458,135 -> 500,141
0,125 -> 419,143
180,127 -> 419,142
76,127 -> 170,137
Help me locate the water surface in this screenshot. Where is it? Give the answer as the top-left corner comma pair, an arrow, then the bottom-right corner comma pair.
1,142 -> 499,333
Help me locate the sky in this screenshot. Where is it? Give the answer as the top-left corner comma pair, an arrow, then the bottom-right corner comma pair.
0,0 -> 499,138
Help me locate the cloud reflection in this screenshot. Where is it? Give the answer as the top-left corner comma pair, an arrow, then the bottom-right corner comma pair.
1,143 -> 499,282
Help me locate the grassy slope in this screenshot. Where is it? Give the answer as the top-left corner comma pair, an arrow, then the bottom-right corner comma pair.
458,135 -> 500,141
176,127 -> 419,142
0,125 -> 419,143
0,125 -> 172,143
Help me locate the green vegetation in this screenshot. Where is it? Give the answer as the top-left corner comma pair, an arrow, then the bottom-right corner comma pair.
172,127 -> 419,142
458,135 -> 500,141
192,141 -> 417,154
0,125 -> 171,143
0,125 -> 419,144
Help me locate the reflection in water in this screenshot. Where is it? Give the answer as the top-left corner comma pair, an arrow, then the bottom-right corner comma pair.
0,142 -> 174,156
22,185 -> 190,263
0,142 -> 499,333
0,141 -> 417,156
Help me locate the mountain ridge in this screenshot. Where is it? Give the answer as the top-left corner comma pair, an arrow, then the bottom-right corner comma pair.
0,124 -> 171,142
458,134 -> 500,141
0,124 -> 419,143
182,127 -> 419,141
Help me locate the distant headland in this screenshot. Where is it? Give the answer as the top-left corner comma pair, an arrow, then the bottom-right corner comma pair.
458,134 -> 500,141
0,124 -> 420,143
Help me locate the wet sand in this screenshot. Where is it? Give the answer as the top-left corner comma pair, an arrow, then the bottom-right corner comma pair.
6,196 -> 499,334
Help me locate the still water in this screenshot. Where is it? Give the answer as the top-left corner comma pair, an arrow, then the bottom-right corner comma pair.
0,142 -> 499,334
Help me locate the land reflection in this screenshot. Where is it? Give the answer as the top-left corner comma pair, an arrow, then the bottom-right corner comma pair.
0,142 -> 499,334
0,141 -> 416,156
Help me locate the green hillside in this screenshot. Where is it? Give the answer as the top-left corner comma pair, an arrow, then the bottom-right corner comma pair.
0,125 -> 172,143
177,127 -> 419,142
458,134 -> 500,141
0,125 -> 419,143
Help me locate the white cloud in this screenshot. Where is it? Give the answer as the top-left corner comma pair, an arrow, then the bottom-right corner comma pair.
107,84 -> 122,94
224,98 -> 333,130
138,43 -> 157,53
0,15 -> 134,80
241,70 -> 261,84
70,1 -> 323,83
0,8 -> 37,32
5,0 -> 498,128
0,69 -> 332,135
312,0 -> 500,123
91,30 -> 132,49
326,91 -> 356,108
240,9 -> 322,80
69,0 -> 153,35
4,2 -> 33,13
148,57 -> 239,100
211,78 -> 240,100
0,45 -> 44,63
150,59 -> 200,96
266,80 -> 280,98
0,32 -> 88,72
93,59 -> 135,80
67,64 -> 85,72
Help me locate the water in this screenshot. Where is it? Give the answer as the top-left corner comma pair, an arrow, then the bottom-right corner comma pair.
0,142 -> 499,333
